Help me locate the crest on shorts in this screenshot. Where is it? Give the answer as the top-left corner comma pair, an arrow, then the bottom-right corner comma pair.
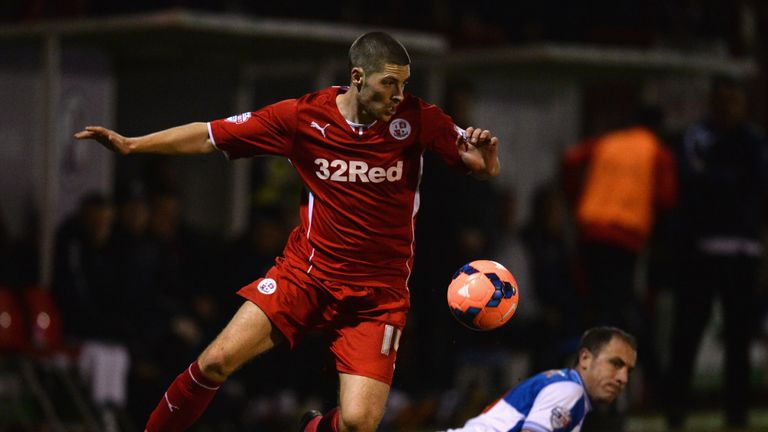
389,119 -> 411,140
550,406 -> 572,430
226,112 -> 251,124
257,278 -> 277,295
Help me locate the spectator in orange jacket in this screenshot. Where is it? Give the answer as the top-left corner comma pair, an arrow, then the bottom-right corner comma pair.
562,105 -> 677,431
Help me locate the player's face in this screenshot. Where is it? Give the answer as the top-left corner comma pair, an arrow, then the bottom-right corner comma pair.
579,337 -> 636,403
356,63 -> 410,122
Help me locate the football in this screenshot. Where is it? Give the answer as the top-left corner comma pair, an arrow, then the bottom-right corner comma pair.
447,260 -> 519,331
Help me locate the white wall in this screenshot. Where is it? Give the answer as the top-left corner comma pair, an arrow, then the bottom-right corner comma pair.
0,49 -> 41,238
472,77 -> 581,222
0,47 -> 113,238
58,49 -> 115,221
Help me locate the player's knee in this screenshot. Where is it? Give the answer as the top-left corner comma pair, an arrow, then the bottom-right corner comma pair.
198,345 -> 238,381
338,405 -> 383,432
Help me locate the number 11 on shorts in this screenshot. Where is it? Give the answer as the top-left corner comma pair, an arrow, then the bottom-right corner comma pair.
380,324 -> 402,356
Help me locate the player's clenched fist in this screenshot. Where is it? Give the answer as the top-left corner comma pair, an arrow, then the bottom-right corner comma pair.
456,126 -> 499,179
74,126 -> 132,155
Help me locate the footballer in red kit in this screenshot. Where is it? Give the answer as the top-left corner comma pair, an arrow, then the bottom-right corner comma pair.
75,32 -> 500,432
209,86 -> 467,384
209,86 -> 465,289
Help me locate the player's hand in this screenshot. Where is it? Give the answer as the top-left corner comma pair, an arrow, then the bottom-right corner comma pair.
457,126 -> 499,178
74,126 -> 132,155
457,126 -> 494,151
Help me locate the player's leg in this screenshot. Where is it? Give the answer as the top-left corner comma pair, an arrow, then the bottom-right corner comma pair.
720,255 -> 758,427
337,373 -> 390,432
303,373 -> 390,432
197,300 -> 284,380
145,301 -> 283,432
303,315 -> 403,432
664,252 -> 715,429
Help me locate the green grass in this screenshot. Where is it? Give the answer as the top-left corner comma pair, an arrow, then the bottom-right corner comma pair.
409,409 -> 768,432
627,409 -> 768,432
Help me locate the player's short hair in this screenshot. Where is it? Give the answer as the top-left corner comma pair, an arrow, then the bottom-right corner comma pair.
573,326 -> 636,366
348,32 -> 410,75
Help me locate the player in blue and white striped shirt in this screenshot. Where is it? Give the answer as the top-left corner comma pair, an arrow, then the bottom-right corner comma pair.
447,327 -> 636,432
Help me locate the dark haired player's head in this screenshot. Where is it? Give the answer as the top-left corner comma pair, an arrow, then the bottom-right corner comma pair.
346,32 -> 411,123
573,326 -> 637,403
348,32 -> 410,76
78,192 -> 115,248
576,326 -> 637,362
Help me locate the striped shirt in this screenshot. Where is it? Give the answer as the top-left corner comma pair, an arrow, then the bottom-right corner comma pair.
448,368 -> 591,432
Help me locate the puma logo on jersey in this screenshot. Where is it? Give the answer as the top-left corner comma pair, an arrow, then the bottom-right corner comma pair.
314,158 -> 403,183
310,121 -> 330,138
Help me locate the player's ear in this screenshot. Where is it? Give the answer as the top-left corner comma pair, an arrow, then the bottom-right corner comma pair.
351,67 -> 364,90
578,348 -> 592,368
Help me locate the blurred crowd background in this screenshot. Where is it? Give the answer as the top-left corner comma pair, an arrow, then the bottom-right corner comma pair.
1,1 -> 768,432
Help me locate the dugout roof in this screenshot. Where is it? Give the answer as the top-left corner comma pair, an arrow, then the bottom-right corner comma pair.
0,9 -> 449,64
448,43 -> 758,80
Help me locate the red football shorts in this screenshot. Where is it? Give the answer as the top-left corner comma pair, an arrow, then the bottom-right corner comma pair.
237,258 -> 407,385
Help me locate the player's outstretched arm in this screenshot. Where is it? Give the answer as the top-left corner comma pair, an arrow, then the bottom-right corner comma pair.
74,122 -> 214,155
457,126 -> 500,180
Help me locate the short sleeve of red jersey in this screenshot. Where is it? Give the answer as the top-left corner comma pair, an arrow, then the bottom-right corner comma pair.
418,101 -> 465,170
208,98 -> 297,159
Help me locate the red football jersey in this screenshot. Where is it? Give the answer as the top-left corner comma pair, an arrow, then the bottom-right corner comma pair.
208,86 -> 465,306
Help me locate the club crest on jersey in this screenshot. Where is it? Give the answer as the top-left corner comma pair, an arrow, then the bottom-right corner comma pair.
257,278 -> 277,295
389,118 -> 411,140
550,406 -> 572,429
226,112 -> 251,124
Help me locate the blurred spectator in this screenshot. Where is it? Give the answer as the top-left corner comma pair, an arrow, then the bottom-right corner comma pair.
146,189 -> 217,310
112,181 -> 157,336
665,76 -> 768,430
110,181 -> 168,415
142,190 -> 209,360
105,184 -> 237,428
227,206 -> 288,292
492,187 -> 532,320
51,192 -> 131,431
52,192 -> 117,340
520,183 -> 584,370
224,209 -> 337,429
562,105 -> 677,431
445,81 -> 499,265
436,186 -> 533,429
414,82 -> 515,429
405,80 -> 497,402
133,189 -> 246,428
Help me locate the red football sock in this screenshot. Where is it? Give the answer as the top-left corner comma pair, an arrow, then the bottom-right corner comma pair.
316,407 -> 339,432
303,415 -> 322,432
144,361 -> 222,432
